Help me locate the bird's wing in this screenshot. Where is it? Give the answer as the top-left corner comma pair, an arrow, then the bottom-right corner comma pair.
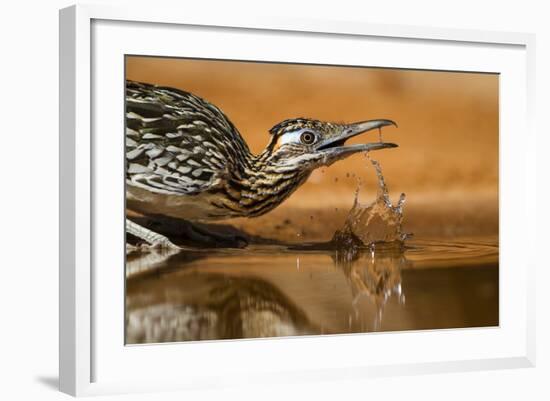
125,81 -> 249,195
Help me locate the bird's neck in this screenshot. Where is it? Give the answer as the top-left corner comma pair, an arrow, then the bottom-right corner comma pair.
220,147 -> 309,218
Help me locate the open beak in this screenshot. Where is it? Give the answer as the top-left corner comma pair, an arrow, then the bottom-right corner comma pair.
316,119 -> 398,164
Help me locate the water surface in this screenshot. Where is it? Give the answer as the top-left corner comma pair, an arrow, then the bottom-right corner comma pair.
125,236 -> 498,344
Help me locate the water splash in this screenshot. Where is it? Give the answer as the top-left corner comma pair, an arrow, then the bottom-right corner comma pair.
333,159 -> 409,250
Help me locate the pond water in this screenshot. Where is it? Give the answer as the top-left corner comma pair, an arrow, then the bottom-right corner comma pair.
125,236 -> 498,344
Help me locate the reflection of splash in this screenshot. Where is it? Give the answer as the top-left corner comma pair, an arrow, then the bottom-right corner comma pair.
126,274 -> 316,343
333,159 -> 409,248
334,245 -> 409,331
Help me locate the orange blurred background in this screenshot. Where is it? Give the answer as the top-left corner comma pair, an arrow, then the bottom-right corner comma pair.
126,56 -> 498,241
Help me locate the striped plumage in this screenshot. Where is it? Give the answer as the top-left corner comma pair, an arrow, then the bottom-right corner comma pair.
126,80 -> 397,246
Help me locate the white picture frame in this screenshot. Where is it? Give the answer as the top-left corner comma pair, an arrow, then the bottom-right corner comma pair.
59,3 -> 536,397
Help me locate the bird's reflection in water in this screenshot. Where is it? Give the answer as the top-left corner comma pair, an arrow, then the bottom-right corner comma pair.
126,269 -> 318,343
125,241 -> 413,343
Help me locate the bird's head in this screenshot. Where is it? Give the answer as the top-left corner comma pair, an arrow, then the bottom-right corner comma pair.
260,118 -> 398,174
231,117 -> 398,218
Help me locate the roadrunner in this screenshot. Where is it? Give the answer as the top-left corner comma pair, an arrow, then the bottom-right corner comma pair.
126,80 -> 398,248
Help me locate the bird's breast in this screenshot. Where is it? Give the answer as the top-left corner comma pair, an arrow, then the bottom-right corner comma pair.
126,182 -> 236,221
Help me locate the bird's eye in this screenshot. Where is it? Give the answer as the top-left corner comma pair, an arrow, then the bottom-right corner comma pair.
300,131 -> 316,145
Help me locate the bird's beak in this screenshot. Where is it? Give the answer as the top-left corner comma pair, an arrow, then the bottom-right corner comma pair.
316,119 -> 398,165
